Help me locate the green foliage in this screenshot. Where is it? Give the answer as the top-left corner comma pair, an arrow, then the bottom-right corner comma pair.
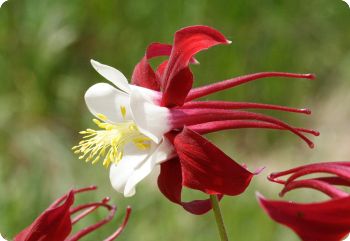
0,0 -> 349,240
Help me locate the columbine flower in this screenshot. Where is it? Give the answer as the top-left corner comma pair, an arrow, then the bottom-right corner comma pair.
74,25 -> 318,214
5,186 -> 131,241
258,162 -> 350,241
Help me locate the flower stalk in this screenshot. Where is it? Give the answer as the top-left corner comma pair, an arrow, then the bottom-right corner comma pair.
210,195 -> 229,241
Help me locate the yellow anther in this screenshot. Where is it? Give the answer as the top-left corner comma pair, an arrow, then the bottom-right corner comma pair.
93,118 -> 101,125
73,112 -> 151,168
92,156 -> 100,164
97,113 -> 108,121
120,106 -> 127,120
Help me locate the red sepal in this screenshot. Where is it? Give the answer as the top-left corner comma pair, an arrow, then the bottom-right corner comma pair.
174,127 -> 256,196
12,187 -> 131,241
157,157 -> 221,215
258,194 -> 350,241
131,43 -> 172,91
161,25 -> 229,107
155,60 -> 168,81
14,192 -> 74,241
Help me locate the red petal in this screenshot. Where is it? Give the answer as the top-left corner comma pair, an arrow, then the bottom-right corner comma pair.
258,194 -> 350,241
187,72 -> 315,101
14,192 -> 74,241
104,206 -> 132,241
67,201 -> 116,241
173,127 -> 256,195
181,100 -> 311,115
155,60 -> 168,81
146,43 -> 173,59
280,179 -> 348,199
131,43 -> 172,91
161,25 -> 229,107
131,57 -> 158,90
157,157 -> 220,215
162,67 -> 194,106
171,108 -> 315,148
188,120 -> 319,137
189,120 -> 270,134
268,162 -> 350,184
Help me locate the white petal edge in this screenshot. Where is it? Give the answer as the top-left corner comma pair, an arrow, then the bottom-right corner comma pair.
85,83 -> 133,122
130,85 -> 161,103
0,233 -> 7,241
130,87 -> 170,144
90,59 -> 131,94
123,138 -> 174,196
0,0 -> 7,8
109,144 -> 154,197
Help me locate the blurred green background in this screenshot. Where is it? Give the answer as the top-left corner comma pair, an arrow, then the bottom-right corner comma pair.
0,0 -> 350,240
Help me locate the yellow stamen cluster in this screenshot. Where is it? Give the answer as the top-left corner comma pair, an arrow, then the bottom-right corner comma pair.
72,109 -> 151,167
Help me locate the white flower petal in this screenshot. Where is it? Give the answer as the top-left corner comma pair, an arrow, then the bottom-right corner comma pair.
124,138 -> 174,196
130,87 -> 170,144
90,59 -> 131,93
109,145 -> 152,197
0,0 -> 7,8
130,85 -> 161,102
85,83 -> 132,122
0,233 -> 7,241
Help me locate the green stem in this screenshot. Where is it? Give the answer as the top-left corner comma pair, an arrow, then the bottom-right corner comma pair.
210,195 -> 229,241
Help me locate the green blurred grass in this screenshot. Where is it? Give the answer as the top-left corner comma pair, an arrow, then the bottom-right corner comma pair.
0,0 -> 350,240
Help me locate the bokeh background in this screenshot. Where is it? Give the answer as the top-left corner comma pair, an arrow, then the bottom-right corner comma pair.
0,0 -> 350,240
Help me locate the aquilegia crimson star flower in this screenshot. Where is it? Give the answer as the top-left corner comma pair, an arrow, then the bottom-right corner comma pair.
258,162 -> 350,241
2,186 -> 131,241
73,25 -> 318,214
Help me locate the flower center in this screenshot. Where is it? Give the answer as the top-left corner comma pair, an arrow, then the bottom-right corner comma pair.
72,108 -> 151,167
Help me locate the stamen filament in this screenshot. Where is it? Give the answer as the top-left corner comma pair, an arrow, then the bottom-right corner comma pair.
73,112 -> 151,167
